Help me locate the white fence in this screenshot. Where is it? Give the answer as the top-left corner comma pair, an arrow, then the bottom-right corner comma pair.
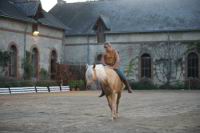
0,86 -> 70,95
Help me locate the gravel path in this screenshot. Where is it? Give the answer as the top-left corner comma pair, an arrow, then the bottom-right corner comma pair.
0,90 -> 200,133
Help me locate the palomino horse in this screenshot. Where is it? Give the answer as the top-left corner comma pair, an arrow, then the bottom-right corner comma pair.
85,64 -> 125,120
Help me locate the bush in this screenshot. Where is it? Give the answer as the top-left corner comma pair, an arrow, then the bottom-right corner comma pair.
68,80 -> 85,90
0,80 -> 60,88
159,81 -> 189,90
185,79 -> 200,90
130,79 -> 159,90
39,68 -> 49,80
0,80 -> 34,88
35,80 -> 59,87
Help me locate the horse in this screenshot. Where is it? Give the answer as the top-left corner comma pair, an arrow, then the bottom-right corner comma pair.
85,64 -> 125,120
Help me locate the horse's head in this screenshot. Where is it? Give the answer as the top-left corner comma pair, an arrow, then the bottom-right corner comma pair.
85,64 -> 97,89
85,64 -> 106,89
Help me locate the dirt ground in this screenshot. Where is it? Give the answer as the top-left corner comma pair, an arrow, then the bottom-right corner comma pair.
0,90 -> 200,133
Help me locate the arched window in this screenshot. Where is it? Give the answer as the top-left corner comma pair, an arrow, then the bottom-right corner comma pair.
141,53 -> 151,78
32,48 -> 39,79
9,45 -> 17,77
50,50 -> 57,80
187,52 -> 199,78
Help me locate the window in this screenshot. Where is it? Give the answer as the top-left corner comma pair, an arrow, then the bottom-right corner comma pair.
187,52 -> 199,78
141,53 -> 151,78
50,50 -> 57,80
32,48 -> 39,79
9,45 -> 17,77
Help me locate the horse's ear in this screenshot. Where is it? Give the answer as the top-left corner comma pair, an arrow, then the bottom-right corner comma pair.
93,64 -> 96,69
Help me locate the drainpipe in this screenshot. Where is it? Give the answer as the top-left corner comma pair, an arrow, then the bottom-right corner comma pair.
87,34 -> 90,64
61,30 -> 65,64
23,23 -> 28,79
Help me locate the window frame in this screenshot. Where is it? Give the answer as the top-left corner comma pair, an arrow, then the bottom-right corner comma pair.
187,52 -> 199,78
141,53 -> 152,79
9,45 -> 17,78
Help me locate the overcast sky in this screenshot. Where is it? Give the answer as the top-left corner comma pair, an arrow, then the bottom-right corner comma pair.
40,0 -> 89,11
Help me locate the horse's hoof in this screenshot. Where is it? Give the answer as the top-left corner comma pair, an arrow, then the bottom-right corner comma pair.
112,116 -> 117,121
128,89 -> 133,93
116,113 -> 119,118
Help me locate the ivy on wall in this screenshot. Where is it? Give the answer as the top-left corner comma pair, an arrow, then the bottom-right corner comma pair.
187,41 -> 200,53
0,50 -> 10,68
0,50 -> 10,77
22,51 -> 33,80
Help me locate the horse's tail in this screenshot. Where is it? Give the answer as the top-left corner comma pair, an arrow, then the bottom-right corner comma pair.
99,91 -> 105,97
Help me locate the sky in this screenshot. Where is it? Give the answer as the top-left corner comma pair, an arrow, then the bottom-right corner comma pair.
40,0 -> 89,11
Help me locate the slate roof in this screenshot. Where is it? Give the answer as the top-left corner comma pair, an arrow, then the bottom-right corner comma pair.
49,0 -> 200,35
0,0 -> 69,30
0,0 -> 36,23
15,1 -> 40,17
38,11 -> 71,31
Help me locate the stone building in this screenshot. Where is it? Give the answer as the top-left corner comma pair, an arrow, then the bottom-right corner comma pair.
0,0 -> 200,85
0,0 -> 68,80
49,0 -> 200,85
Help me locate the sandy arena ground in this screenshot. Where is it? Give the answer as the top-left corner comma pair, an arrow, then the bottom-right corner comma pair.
0,90 -> 200,133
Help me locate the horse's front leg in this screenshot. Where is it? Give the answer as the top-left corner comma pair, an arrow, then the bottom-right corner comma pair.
111,93 -> 118,120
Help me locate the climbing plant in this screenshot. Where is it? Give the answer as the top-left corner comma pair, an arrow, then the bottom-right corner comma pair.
0,50 -> 10,77
0,50 -> 10,68
187,41 -> 200,53
22,51 -> 33,80
125,57 -> 137,80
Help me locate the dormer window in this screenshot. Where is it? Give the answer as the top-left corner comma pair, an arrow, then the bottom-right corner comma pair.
93,15 -> 110,44
96,20 -> 105,43
33,4 -> 44,19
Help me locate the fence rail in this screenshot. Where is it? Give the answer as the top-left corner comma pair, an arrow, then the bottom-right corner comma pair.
0,86 -> 70,95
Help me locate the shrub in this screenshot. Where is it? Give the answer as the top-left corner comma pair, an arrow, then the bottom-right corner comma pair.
0,80 -> 60,88
0,80 -> 34,87
68,80 -> 85,90
130,79 -> 159,90
40,68 -> 49,80
185,79 -> 200,90
36,80 -> 58,87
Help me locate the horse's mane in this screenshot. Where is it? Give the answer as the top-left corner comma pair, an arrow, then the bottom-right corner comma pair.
86,64 -> 107,82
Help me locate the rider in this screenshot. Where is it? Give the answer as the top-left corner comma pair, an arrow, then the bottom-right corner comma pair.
99,42 -> 133,97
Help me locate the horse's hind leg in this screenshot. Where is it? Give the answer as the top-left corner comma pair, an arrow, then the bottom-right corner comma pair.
116,92 -> 121,118
106,95 -> 112,111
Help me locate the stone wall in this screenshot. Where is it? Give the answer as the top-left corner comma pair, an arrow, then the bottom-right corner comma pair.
63,31 -> 200,84
0,19 -> 64,79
